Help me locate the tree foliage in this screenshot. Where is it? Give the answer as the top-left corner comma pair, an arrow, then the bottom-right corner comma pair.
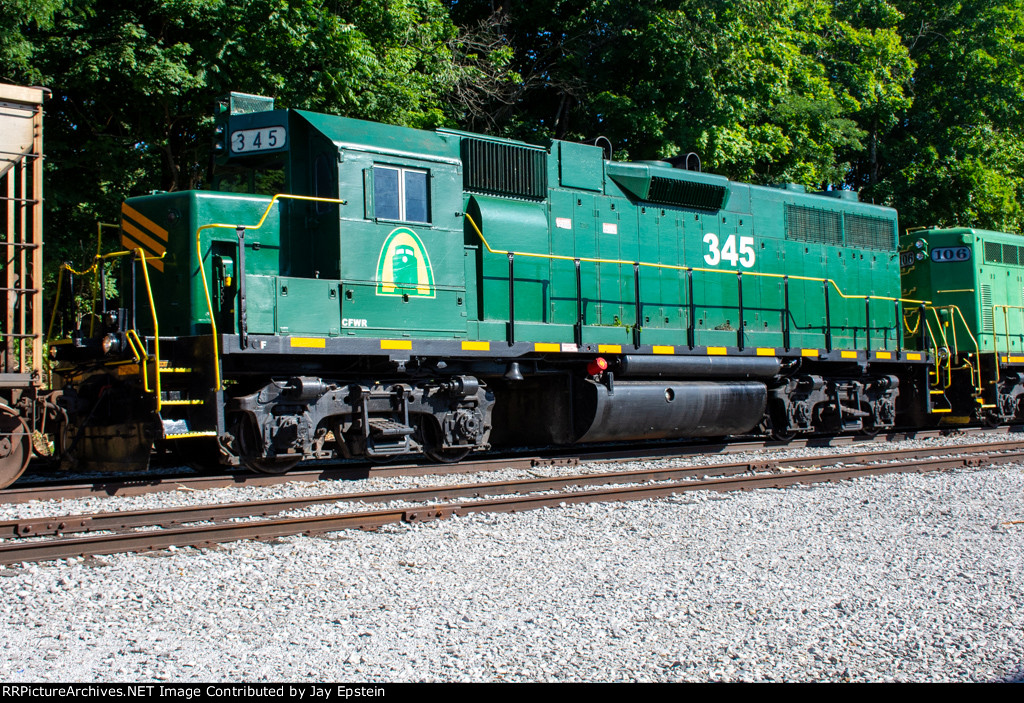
871,0 -> 1024,230
1,0 -> 461,267
1,0 -> 1022,265
450,0 -> 1022,230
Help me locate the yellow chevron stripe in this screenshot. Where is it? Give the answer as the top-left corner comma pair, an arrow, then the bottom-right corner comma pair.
121,202 -> 168,242
121,220 -> 165,256
121,221 -> 166,272
120,232 -> 165,272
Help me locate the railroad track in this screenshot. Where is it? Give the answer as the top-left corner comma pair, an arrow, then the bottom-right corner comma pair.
2,440 -> 1023,566
8,425 -> 1022,505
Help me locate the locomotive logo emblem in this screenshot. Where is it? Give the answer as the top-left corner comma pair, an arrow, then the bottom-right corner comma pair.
375,227 -> 435,298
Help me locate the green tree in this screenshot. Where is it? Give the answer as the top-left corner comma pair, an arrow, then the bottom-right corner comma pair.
448,0 -> 914,190
874,0 -> 1024,231
1,0 -> 462,270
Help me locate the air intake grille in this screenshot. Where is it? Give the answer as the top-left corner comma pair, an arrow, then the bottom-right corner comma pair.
1004,244 -> 1021,265
985,241 -> 1002,263
647,177 -> 728,210
785,204 -> 843,246
845,213 -> 895,251
461,138 -> 547,200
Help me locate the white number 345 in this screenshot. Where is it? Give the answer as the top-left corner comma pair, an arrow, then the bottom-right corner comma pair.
704,233 -> 756,268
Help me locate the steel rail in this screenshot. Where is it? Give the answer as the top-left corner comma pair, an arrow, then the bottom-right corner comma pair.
7,443 -> 1024,539
1,446 -> 1023,565
6,426 -> 1023,504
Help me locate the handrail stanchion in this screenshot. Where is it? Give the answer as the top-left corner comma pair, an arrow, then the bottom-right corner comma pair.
507,252 -> 515,346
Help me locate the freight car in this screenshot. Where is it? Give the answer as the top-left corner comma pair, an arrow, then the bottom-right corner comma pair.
31,91 -> 1020,486
0,83 -> 55,488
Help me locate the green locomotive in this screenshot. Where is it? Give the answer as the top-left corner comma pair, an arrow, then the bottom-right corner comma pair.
900,227 -> 1024,423
51,92 -> 941,475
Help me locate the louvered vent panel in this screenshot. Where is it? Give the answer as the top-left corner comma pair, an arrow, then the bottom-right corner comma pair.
461,138 -> 547,200
981,285 -> 993,333
647,177 -> 728,211
844,213 -> 896,251
785,204 -> 843,246
985,241 -> 1002,263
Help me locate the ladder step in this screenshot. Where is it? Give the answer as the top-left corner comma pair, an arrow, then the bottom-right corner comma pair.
367,419 -> 414,438
162,399 -> 204,406
159,367 -> 194,374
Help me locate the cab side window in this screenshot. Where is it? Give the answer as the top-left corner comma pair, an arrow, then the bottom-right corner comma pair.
373,165 -> 429,223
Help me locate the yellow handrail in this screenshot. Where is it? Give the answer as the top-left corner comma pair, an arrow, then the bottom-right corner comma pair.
463,212 -> 930,308
991,304 -> 1024,399
923,318 -> 947,387
45,230 -> 132,344
194,194 -> 347,390
992,304 -> 1024,358
135,248 -> 166,410
923,305 -> 982,394
124,328 -> 151,393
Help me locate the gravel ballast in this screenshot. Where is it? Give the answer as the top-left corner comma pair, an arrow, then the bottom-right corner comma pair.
0,440 -> 1021,682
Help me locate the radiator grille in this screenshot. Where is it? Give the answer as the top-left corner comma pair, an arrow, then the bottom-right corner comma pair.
845,213 -> 896,251
785,204 -> 843,246
461,138 -> 547,200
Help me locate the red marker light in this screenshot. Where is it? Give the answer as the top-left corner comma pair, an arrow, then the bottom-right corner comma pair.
587,357 -> 609,376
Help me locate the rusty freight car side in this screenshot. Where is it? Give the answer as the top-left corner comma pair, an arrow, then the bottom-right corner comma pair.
0,83 -> 46,486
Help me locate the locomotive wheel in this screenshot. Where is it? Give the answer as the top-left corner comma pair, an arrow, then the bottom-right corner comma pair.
981,412 -> 1002,429
420,418 -> 471,464
769,426 -> 797,442
236,415 -> 300,475
244,455 -> 301,475
858,420 -> 880,438
0,407 -> 31,488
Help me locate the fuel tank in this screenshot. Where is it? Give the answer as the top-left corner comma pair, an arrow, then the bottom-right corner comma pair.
572,379 -> 766,442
